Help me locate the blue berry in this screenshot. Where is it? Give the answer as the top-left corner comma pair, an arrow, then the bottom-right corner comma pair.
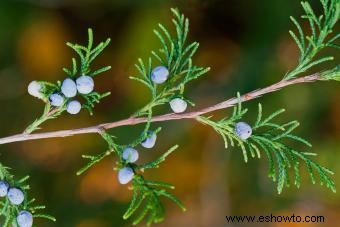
49,93 -> 64,107
122,147 -> 139,163
7,187 -> 24,205
76,75 -> 94,94
61,78 -> 77,98
235,122 -> 252,140
118,167 -> 134,184
27,81 -> 43,99
169,98 -> 187,113
66,100 -> 81,114
17,210 -> 33,227
0,180 -> 9,197
141,131 -> 157,149
151,66 -> 169,84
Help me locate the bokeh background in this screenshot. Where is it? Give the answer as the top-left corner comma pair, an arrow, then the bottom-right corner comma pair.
0,0 -> 339,226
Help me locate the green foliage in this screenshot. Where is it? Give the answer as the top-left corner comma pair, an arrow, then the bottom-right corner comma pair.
131,8 -> 210,117
81,91 -> 111,115
138,145 -> 178,170
24,103 -> 65,134
0,164 -> 55,226
284,0 -> 339,80
198,96 -> 250,162
321,65 -> 340,81
25,28 -> 111,133
64,28 -> 111,77
77,131 -> 119,176
122,145 -> 183,226
78,130 -> 182,226
123,175 -> 185,226
198,101 -> 335,194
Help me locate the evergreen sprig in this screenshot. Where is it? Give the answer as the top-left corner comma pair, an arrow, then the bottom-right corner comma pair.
77,130 -> 182,226
25,28 -> 111,133
131,8 -> 210,117
284,0 -> 339,80
81,91 -> 111,115
77,131 -> 119,176
321,65 -> 340,81
122,145 -> 183,226
123,175 -> 185,226
25,103 -> 65,134
198,101 -> 335,194
64,28 -> 111,77
0,163 -> 55,226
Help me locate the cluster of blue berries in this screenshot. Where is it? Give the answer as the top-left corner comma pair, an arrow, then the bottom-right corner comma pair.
0,180 -> 33,227
118,131 -> 157,185
28,75 -> 95,115
151,66 -> 188,114
117,66 -> 191,184
234,122 -> 252,140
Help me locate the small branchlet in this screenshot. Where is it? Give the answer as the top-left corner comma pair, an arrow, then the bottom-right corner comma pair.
78,129 -> 182,226
284,0 -> 339,80
65,28 -> 111,77
320,65 -> 340,81
77,131 -> 119,176
199,100 -> 335,194
0,163 -> 55,226
123,175 -> 185,226
122,145 -> 183,226
25,28 -> 111,133
131,8 -> 210,117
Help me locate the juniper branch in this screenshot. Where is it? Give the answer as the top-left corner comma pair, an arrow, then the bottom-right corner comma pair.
0,1 -> 337,226
0,71 -> 330,145
0,163 -> 55,225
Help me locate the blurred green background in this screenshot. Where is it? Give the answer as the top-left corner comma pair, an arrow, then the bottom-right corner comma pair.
0,0 -> 339,226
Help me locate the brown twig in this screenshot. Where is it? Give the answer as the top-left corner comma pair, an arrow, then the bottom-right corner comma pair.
0,73 -> 321,145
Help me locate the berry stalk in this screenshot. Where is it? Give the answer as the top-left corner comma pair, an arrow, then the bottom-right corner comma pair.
23,105 -> 65,134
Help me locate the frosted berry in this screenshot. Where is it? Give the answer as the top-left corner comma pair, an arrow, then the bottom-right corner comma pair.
49,93 -> 64,107
17,210 -> 33,227
66,100 -> 81,114
61,78 -> 77,98
141,131 -> 157,148
0,180 -> 9,197
151,66 -> 169,84
169,98 -> 187,113
7,187 -> 25,205
118,167 -> 134,184
76,75 -> 94,94
27,81 -> 43,99
122,147 -> 139,163
235,122 -> 252,140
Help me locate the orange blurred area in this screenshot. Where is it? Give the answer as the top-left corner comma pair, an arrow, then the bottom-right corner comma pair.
79,159 -> 130,204
17,16 -> 70,79
277,37 -> 299,71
